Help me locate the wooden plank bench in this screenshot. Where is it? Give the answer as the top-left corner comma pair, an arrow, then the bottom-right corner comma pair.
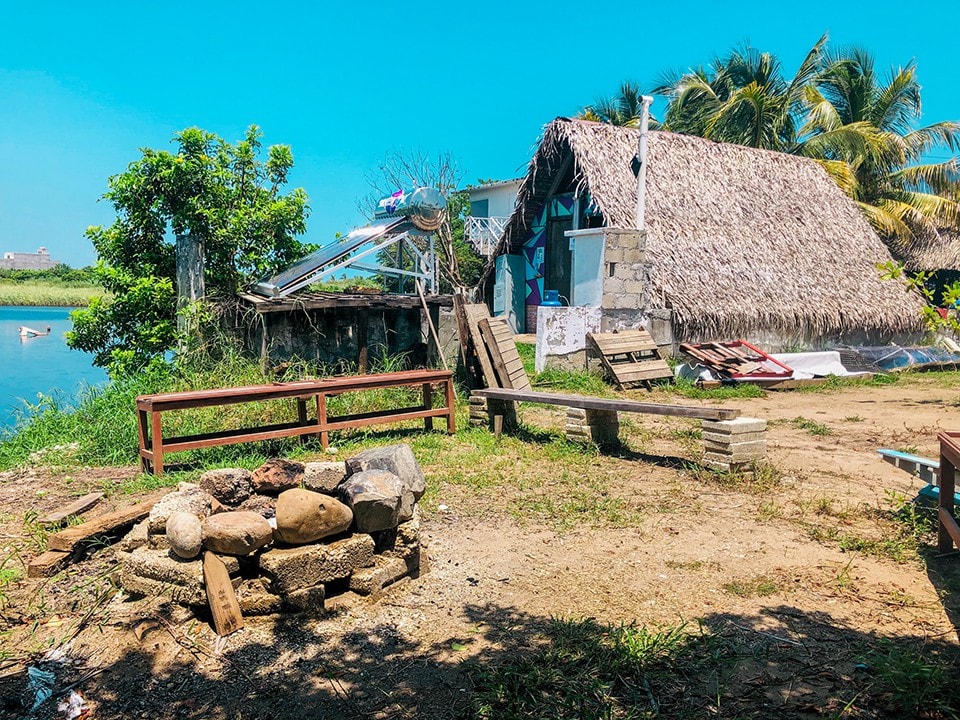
471,387 -> 740,422
471,388 -> 758,465
137,370 -> 455,475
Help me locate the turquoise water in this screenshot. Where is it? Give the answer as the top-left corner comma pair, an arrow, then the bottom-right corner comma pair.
0,306 -> 107,430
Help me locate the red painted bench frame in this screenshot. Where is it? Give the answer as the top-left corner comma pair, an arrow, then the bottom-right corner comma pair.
136,369 -> 455,475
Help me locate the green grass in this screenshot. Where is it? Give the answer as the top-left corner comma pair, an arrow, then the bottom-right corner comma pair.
0,281 -> 105,306
0,350 -> 423,472
662,376 -> 766,400
463,618 -> 700,720
722,576 -> 781,598
791,416 -> 832,436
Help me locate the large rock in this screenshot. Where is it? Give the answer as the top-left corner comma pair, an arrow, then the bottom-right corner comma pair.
302,461 -> 347,494
148,483 -> 214,533
252,459 -> 304,494
165,511 -> 203,559
198,468 -> 253,505
338,470 -> 404,532
201,511 -> 273,556
238,494 -> 277,519
346,444 -> 425,521
258,534 -> 375,593
274,488 -> 353,545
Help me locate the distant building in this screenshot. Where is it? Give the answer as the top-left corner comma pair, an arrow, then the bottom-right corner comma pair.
0,247 -> 60,270
464,179 -> 522,258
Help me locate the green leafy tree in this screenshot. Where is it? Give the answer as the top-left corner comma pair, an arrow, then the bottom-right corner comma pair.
655,35 -> 827,151
68,126 -> 309,375
800,48 -> 960,240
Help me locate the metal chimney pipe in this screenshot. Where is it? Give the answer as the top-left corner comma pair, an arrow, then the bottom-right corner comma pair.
635,95 -> 654,231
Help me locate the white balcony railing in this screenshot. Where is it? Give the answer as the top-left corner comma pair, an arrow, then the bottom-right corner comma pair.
464,216 -> 509,256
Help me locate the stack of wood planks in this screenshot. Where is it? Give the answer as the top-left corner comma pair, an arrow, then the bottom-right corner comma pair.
453,296 -> 530,390
587,330 -> 673,389
679,340 -> 793,380
28,490 -> 167,578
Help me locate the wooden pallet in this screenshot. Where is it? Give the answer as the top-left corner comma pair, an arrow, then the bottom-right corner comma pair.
479,317 -> 531,391
454,299 -> 500,389
679,340 -> 793,379
587,330 -> 673,389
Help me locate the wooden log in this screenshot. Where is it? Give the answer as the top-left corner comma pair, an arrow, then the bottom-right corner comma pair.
203,551 -> 243,636
47,491 -> 167,552
38,492 -> 104,527
27,550 -> 71,578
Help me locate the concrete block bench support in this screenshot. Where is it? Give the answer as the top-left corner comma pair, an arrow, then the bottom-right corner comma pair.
702,417 -> 768,471
566,408 -> 619,445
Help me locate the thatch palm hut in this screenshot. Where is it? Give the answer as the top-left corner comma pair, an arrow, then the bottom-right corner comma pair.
895,230 -> 960,273
485,118 -> 926,349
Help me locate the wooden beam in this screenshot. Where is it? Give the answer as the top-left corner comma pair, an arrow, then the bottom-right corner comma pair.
27,550 -> 71,578
203,551 -> 243,636
472,388 -> 740,421
47,491 -> 168,552
38,492 -> 104,527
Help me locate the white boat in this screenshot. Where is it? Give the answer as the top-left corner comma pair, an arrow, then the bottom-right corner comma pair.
18,325 -> 51,337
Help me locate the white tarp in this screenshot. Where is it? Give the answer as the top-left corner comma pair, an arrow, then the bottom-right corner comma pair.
770,351 -> 868,379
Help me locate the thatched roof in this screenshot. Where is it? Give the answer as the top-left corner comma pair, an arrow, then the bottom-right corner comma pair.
494,118 -> 925,340
893,229 -> 960,272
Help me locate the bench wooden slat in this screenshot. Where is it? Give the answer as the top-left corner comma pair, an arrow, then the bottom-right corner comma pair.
472,388 -> 739,421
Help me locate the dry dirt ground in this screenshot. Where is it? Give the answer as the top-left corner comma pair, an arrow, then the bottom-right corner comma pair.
2,375 -> 960,718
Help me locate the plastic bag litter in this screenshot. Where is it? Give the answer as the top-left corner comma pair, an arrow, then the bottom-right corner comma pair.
57,689 -> 88,719
27,666 -> 56,711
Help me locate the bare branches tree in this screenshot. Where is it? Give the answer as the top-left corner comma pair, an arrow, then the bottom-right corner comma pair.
360,149 -> 475,291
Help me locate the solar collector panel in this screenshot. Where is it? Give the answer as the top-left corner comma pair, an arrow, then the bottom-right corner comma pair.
250,217 -> 410,297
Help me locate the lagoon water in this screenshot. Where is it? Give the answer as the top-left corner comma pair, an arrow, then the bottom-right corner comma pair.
0,306 -> 107,431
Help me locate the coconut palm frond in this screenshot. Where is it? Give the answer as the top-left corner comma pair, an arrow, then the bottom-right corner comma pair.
813,158 -> 860,196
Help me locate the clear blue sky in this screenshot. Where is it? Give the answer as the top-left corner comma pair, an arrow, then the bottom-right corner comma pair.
2,1 -> 957,268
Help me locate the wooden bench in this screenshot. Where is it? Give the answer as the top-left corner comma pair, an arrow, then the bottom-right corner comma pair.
137,370 -> 455,475
471,387 -> 740,422
470,388 -> 762,467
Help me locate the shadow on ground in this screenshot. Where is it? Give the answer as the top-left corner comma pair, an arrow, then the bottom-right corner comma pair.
3,597 -> 959,720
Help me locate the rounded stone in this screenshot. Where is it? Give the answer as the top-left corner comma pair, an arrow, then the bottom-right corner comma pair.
338,470 -> 404,533
201,511 -> 273,556
148,483 -> 214,533
251,459 -> 305,494
198,468 -> 253,505
165,511 -> 202,559
274,488 -> 353,545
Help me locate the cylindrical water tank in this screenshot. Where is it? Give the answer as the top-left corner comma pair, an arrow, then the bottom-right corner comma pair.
374,187 -> 446,231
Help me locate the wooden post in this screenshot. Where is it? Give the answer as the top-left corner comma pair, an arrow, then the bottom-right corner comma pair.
940,447 -> 957,554
357,310 -> 369,374
422,382 -> 433,430
175,232 -> 205,347
203,551 -> 243,636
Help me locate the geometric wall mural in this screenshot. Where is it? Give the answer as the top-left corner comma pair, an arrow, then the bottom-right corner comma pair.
522,193 -> 575,306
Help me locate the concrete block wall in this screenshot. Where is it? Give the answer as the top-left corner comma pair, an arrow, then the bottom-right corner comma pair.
601,229 -> 651,311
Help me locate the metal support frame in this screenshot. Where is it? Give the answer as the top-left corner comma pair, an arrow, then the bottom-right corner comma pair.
266,230 -> 437,298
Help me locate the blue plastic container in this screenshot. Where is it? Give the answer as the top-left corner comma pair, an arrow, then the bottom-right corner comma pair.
542,289 -> 562,307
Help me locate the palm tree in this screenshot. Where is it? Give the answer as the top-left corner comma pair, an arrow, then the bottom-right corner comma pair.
799,48 -> 960,241
579,82 -> 659,128
655,35 -> 827,151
